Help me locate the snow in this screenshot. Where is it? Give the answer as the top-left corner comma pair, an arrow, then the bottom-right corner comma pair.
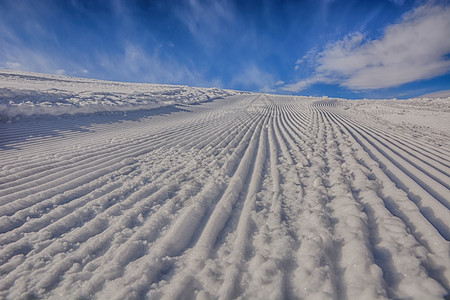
0,69 -> 245,122
0,71 -> 449,299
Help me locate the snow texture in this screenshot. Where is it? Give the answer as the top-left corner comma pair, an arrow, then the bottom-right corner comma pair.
0,71 -> 449,299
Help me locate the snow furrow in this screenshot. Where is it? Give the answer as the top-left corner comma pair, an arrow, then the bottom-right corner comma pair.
322,109 -> 448,299
336,105 -> 450,163
331,113 -> 450,239
153,109 -> 270,300
341,116 -> 450,175
318,109 -> 388,299
338,113 -> 450,190
292,107 -> 344,299
323,109 -> 450,292
88,103 -> 269,300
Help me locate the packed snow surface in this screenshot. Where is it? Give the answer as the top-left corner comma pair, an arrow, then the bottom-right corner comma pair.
0,71 -> 449,299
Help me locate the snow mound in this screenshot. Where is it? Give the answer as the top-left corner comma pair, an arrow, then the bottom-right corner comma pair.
0,70 -> 246,122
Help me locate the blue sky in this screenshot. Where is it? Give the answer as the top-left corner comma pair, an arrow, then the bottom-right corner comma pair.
1,0 -> 449,98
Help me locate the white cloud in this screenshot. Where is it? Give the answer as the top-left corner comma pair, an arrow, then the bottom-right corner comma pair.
91,41 -> 221,87
231,63 -> 276,92
5,61 -> 21,70
0,43 -> 63,74
284,2 -> 450,92
110,42 -> 204,85
420,89 -> 450,98
281,80 -> 311,92
281,74 -> 332,92
295,48 -> 318,67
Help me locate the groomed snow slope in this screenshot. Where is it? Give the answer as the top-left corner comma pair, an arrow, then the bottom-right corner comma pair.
0,73 -> 449,299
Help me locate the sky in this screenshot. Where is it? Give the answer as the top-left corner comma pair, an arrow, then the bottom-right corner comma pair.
0,0 -> 449,99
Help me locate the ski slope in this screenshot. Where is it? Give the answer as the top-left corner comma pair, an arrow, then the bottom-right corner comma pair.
0,72 -> 449,299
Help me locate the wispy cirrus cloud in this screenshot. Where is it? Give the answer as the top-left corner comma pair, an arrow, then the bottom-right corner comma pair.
174,0 -> 236,49
0,41 -> 71,75
231,63 -> 277,92
282,2 -> 450,92
116,42 -> 205,85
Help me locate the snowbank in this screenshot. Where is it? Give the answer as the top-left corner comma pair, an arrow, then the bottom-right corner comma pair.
0,70 -> 245,122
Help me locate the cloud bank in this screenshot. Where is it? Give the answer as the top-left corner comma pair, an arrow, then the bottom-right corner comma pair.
283,2 -> 450,92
